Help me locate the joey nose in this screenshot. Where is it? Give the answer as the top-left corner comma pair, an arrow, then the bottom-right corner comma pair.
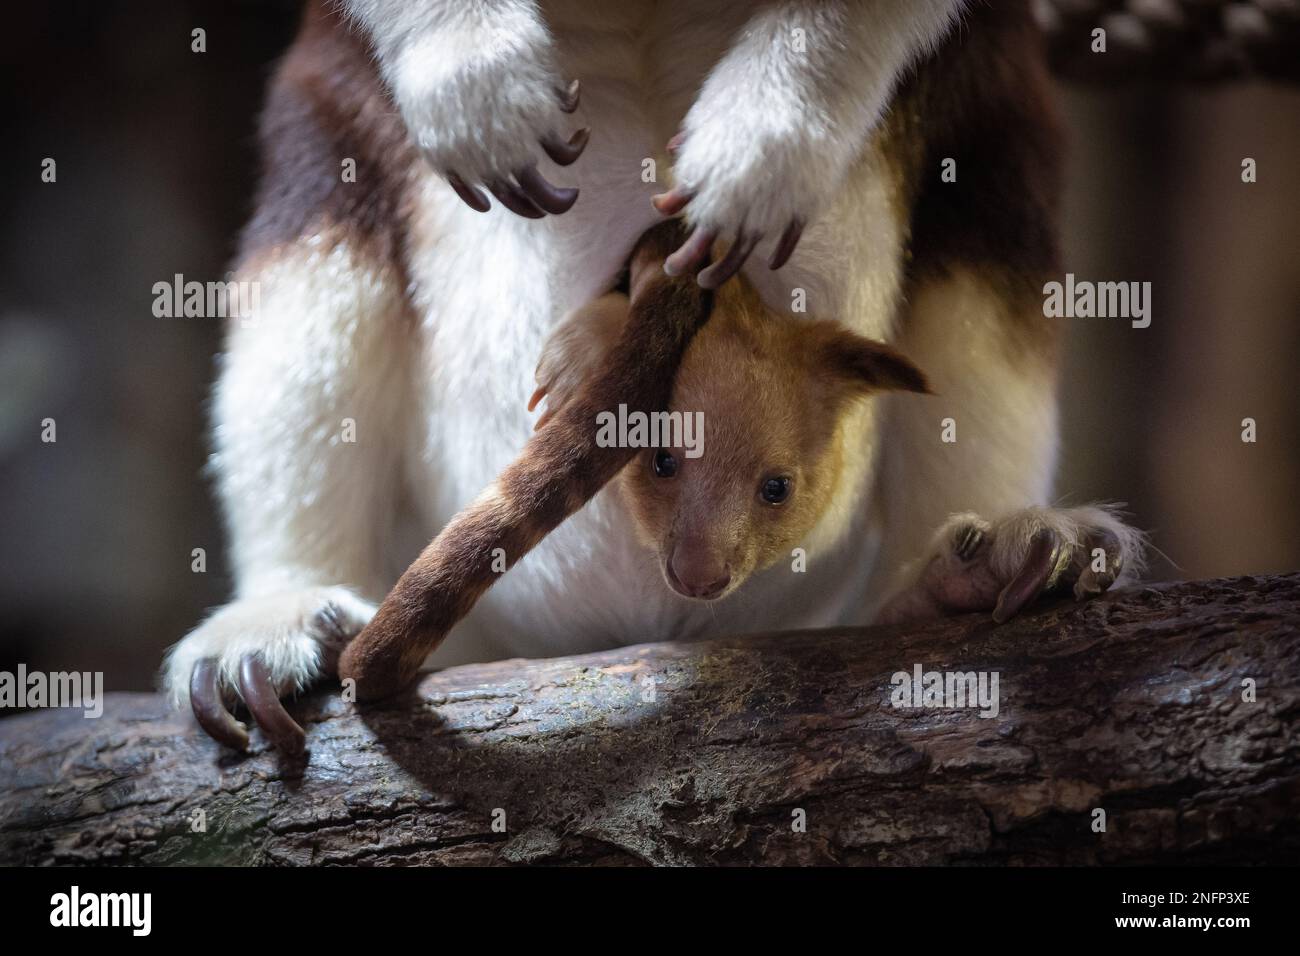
667,542 -> 732,600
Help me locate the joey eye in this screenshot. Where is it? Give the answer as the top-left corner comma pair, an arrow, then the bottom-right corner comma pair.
760,475 -> 793,505
652,450 -> 679,479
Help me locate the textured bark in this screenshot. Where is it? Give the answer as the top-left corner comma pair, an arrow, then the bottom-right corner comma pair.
1,573 -> 1297,866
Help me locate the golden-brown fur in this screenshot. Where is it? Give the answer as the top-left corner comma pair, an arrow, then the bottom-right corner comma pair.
620,279 -> 927,599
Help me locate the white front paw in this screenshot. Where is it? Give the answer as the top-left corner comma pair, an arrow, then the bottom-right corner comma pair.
163,586 -> 376,752
391,28 -> 587,215
674,116 -> 826,242
657,100 -> 846,287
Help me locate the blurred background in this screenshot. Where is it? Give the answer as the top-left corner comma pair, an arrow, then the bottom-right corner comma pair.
1,1 -> 1297,692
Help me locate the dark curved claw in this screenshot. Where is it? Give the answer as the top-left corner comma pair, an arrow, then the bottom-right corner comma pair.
1073,528 -> 1124,599
540,127 -> 590,166
663,228 -> 718,278
953,522 -> 986,563
992,528 -> 1061,624
558,79 -> 580,114
651,187 -> 693,217
769,219 -> 805,270
446,172 -> 491,213
190,658 -> 249,751
698,231 -> 760,290
515,164 -> 579,214
238,655 -> 306,755
488,180 -> 546,219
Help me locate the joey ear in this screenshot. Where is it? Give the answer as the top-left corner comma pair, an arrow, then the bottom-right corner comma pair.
820,329 -> 931,395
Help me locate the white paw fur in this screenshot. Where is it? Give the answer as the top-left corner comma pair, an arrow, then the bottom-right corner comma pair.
673,0 -> 966,242
162,586 -> 376,709
349,0 -> 570,183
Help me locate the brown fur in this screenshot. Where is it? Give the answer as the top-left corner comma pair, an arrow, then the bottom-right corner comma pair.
886,0 -> 1064,355
238,0 -> 413,272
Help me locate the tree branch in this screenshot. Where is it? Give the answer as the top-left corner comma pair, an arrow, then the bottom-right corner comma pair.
1,573 -> 1297,865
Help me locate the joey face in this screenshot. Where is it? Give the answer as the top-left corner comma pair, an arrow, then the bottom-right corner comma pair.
619,283 -> 929,603
624,405 -> 831,601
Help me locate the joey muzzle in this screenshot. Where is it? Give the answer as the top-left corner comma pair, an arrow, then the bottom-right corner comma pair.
666,537 -> 732,600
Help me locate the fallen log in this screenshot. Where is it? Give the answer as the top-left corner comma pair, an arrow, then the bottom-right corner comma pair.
1,572 -> 1297,866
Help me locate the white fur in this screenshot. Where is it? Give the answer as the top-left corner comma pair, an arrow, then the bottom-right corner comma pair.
164,234 -> 408,705
163,587 -> 376,708
345,0 -> 568,181
212,236 -> 412,599
673,0 -> 965,241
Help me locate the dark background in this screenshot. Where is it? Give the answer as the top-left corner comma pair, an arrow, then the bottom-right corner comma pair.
1,2 -> 1297,692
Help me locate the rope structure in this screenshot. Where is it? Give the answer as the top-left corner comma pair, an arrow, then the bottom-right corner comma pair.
1035,0 -> 1300,82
